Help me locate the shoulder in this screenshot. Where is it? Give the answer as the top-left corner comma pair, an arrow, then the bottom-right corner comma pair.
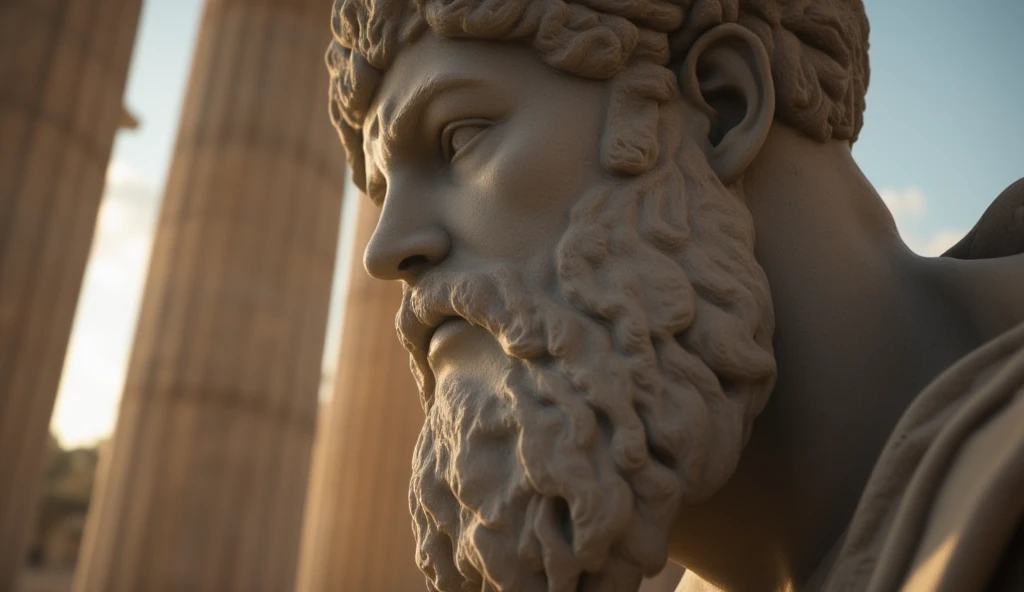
944,177 -> 1024,260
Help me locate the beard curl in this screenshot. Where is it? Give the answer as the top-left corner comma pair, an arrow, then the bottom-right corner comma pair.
402,136 -> 776,591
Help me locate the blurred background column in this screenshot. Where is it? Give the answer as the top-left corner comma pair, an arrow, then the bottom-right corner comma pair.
73,0 -> 345,590
0,1 -> 143,588
296,198 -> 427,591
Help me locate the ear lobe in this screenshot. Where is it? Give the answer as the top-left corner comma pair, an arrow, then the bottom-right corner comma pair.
678,24 -> 775,185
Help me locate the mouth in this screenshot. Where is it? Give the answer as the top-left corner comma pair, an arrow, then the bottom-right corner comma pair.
397,300 -> 447,359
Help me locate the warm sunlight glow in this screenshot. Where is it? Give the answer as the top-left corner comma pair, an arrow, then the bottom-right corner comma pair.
49,161 -> 158,448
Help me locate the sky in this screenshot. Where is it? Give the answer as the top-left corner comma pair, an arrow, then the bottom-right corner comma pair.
49,0 -> 1024,448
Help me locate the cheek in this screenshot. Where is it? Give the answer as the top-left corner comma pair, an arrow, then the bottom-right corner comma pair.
450,106 -> 605,262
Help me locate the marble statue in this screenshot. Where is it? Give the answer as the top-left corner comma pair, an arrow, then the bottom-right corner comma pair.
324,1 -> 1024,590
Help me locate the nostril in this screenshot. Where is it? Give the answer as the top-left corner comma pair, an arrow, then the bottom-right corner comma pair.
398,254 -> 429,273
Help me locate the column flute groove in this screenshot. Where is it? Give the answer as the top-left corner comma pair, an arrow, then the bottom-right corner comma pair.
296,198 -> 429,591
74,1 -> 345,590
0,0 -> 143,587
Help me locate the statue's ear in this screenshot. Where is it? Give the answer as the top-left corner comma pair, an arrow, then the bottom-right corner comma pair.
677,24 -> 775,184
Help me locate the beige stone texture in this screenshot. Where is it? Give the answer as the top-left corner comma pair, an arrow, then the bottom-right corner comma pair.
0,1 -> 142,588
324,1 -> 1024,590
297,199 -> 684,591
72,1 -> 345,590
296,197 -> 427,591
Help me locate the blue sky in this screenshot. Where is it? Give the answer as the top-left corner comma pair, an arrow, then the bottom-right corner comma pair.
855,0 -> 1024,247
50,0 -> 1024,447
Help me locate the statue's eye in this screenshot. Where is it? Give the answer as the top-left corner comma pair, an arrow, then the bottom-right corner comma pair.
441,120 -> 488,162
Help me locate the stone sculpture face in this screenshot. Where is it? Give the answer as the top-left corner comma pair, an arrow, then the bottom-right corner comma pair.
363,31 -> 777,590
327,1 -> 871,590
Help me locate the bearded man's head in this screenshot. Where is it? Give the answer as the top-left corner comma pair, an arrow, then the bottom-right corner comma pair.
326,1 -> 869,590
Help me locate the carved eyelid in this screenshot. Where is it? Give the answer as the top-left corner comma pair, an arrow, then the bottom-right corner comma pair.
441,119 -> 490,162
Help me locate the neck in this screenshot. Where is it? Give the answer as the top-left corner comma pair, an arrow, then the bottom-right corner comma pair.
667,125 -> 1024,590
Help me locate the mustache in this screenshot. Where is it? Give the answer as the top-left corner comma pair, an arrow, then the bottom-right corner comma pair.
397,268 -> 553,410
396,270 -> 510,358
398,267 -> 558,348
397,268 -> 564,412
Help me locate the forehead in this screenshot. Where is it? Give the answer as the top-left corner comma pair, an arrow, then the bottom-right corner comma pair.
362,32 -> 542,145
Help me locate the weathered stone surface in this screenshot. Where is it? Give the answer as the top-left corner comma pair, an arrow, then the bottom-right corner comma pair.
324,1 -> 1024,590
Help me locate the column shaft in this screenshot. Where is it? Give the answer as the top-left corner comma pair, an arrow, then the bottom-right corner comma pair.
0,0 -> 142,587
296,198 -> 427,591
73,1 -> 345,590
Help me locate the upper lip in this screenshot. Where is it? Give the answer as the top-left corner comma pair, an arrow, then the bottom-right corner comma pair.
398,302 -> 454,359
397,278 -> 464,359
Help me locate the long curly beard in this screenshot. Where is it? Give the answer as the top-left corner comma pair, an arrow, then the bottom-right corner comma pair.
399,138 -> 777,592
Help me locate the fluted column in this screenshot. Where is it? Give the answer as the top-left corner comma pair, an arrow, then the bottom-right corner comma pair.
0,1 -> 142,587
73,1 -> 345,590
296,197 -> 427,591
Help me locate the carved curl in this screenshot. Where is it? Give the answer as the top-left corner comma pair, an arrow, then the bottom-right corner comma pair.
326,0 -> 870,189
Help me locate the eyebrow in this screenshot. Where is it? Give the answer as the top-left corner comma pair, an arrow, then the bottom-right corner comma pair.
375,73 -> 484,146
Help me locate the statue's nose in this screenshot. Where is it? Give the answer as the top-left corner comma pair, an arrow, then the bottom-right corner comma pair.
363,204 -> 450,283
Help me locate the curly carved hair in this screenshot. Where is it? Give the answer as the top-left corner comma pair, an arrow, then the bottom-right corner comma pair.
326,0 -> 870,190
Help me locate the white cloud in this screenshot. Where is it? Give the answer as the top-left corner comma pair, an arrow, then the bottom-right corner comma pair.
51,161 -> 161,448
879,187 -> 966,258
879,187 -> 927,225
914,229 -> 967,257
